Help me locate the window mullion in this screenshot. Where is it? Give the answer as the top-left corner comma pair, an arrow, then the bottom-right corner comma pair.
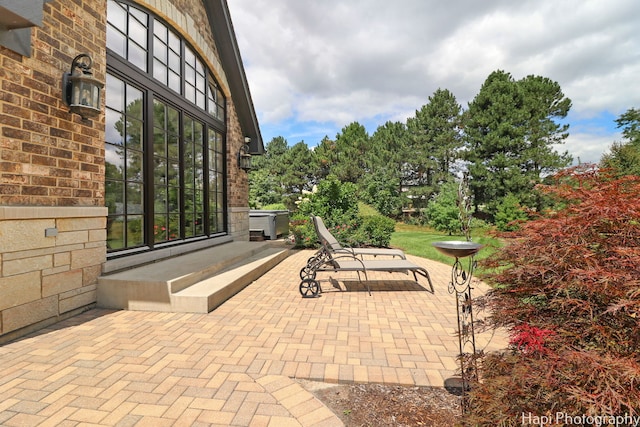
178,111 -> 185,240
144,90 -> 155,249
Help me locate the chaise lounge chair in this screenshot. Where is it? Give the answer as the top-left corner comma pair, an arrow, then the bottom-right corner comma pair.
313,215 -> 406,259
298,216 -> 434,297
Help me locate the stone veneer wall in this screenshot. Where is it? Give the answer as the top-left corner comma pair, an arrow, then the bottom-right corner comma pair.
0,207 -> 106,344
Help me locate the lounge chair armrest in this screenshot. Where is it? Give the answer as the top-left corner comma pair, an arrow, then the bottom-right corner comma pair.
334,247 -> 357,256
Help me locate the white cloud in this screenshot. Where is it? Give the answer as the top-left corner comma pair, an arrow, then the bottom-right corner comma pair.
229,0 -> 640,159
561,131 -> 621,165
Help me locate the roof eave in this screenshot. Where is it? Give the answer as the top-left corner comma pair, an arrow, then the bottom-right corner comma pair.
203,0 -> 264,154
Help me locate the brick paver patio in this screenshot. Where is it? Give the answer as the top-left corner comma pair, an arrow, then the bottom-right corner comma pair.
0,249 -> 507,426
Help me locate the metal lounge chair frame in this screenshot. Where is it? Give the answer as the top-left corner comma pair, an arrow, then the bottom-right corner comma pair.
313,215 -> 407,259
298,216 -> 434,297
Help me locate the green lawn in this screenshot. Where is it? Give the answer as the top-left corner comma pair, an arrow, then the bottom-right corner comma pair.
390,223 -> 500,266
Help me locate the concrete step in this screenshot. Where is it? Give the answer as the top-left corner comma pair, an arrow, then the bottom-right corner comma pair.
172,247 -> 290,313
97,241 -> 292,312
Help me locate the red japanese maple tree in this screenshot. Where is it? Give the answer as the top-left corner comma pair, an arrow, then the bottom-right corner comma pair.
467,165 -> 640,424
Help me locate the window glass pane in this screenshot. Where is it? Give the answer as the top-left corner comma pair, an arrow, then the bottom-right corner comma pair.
167,105 -> 179,129
195,59 -> 204,76
185,212 -> 195,238
153,60 -> 167,84
153,100 -> 165,130
168,71 -> 180,93
185,84 -> 195,103
107,0 -> 126,25
129,15 -> 148,48
153,130 -> 166,157
107,27 -> 126,57
107,218 -> 125,250
153,156 -> 167,185
127,215 -> 144,246
126,149 -> 143,181
168,30 -> 180,52
127,183 -> 144,214
185,47 -> 194,66
106,74 -> 124,110
168,214 -> 180,240
154,215 -> 168,243
185,65 -> 195,84
126,85 -> 143,105
217,172 -> 224,193
125,118 -> 143,150
208,150 -> 215,171
107,181 -> 124,214
168,187 -> 180,214
128,41 -> 147,72
184,116 -> 193,140
207,94 -> 214,116
154,185 -> 167,213
105,145 -> 124,179
216,153 -> 223,172
126,88 -> 143,120
153,19 -> 167,41
169,52 -> 181,73
168,160 -> 180,185
105,110 -> 123,145
129,6 -> 147,25
196,73 -> 205,91
153,37 -> 167,63
195,213 -> 204,235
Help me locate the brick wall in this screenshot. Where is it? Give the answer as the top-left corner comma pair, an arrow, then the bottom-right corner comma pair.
226,100 -> 250,240
0,1 -> 107,207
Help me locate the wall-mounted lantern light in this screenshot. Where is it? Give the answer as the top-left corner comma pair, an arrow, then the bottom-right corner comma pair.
62,54 -> 103,120
238,137 -> 252,171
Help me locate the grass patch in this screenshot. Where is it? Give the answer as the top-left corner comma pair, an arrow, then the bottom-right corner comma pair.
390,222 -> 500,266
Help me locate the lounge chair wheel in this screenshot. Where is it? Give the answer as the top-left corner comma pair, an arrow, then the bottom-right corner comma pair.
299,279 -> 320,298
299,265 -> 316,280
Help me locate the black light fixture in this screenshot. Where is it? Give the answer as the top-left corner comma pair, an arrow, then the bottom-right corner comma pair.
238,137 -> 252,171
62,54 -> 103,120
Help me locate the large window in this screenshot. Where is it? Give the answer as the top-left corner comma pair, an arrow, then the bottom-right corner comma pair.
106,0 -> 226,254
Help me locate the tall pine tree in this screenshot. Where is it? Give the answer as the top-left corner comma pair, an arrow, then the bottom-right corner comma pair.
464,70 -> 572,216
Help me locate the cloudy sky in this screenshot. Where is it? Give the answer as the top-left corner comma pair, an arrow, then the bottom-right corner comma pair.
227,0 -> 640,164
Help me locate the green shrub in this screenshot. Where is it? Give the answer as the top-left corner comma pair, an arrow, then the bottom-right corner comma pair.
296,175 -> 359,227
261,203 -> 288,211
357,215 -> 395,247
288,214 -> 317,249
425,181 -> 462,234
291,176 -> 395,248
494,193 -> 529,231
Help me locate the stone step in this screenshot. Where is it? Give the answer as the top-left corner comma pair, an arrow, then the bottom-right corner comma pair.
172,247 -> 290,313
97,241 -> 292,312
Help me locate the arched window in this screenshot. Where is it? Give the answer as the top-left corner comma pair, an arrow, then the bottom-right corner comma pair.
105,0 -> 226,254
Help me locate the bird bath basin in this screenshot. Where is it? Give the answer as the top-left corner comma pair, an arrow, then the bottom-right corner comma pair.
432,241 -> 484,259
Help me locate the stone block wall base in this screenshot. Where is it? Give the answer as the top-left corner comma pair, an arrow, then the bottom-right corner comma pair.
0,304 -> 96,346
0,207 -> 106,342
